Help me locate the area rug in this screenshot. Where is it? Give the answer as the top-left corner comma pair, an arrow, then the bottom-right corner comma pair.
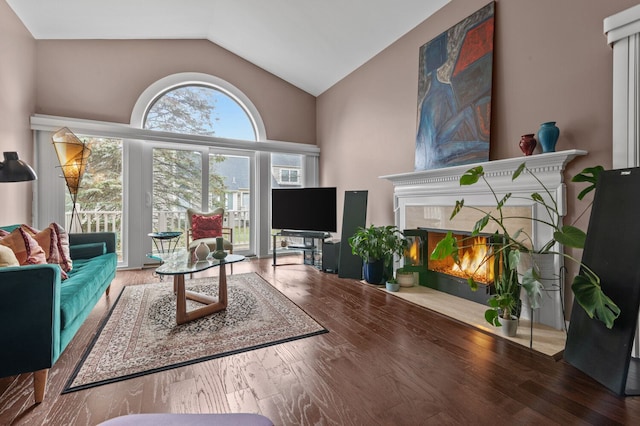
63,273 -> 327,393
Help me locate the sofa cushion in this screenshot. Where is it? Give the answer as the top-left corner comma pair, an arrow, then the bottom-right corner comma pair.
70,242 -> 106,259
59,254 -> 116,330
0,227 -> 47,266
0,245 -> 19,267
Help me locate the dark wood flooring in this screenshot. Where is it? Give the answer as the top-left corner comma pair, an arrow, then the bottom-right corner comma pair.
1,256 -> 639,425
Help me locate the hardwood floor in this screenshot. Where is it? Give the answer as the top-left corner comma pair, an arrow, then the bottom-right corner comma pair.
1,256 -> 638,425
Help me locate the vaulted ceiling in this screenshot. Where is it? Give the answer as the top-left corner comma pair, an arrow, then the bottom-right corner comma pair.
6,0 -> 450,96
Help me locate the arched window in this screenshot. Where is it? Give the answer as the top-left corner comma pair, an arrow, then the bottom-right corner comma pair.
144,85 -> 257,141
131,72 -> 266,141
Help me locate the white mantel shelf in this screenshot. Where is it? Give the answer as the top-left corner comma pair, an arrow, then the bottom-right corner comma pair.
380,149 -> 587,188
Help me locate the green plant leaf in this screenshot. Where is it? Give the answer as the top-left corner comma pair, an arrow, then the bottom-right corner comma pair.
467,277 -> 478,291
512,228 -> 523,239
531,192 -> 544,203
572,165 -> 604,200
485,308 -> 501,326
507,249 -> 521,271
571,270 -> 621,329
430,231 -> 458,262
450,199 -> 464,220
512,163 -> 526,180
472,214 -> 490,235
521,267 -> 544,310
496,193 -> 511,210
460,166 -> 484,185
554,226 -> 586,249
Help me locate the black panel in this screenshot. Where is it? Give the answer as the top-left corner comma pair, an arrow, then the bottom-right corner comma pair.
564,167 -> 640,396
338,191 -> 368,279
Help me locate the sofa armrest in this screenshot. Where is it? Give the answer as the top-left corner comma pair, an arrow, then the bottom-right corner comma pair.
0,264 -> 61,378
69,232 -> 117,256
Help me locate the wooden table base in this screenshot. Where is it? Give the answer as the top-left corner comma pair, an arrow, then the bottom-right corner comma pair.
173,262 -> 228,325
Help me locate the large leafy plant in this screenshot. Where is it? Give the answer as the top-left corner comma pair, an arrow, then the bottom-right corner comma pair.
430,163 -> 620,329
349,225 -> 408,268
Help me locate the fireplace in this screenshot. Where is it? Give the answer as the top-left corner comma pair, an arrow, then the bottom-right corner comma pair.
403,228 -> 499,304
382,150 -> 587,330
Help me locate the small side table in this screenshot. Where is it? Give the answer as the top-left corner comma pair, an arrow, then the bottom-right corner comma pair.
148,231 -> 183,254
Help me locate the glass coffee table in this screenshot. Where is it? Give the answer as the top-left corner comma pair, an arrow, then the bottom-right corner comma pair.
150,250 -> 245,325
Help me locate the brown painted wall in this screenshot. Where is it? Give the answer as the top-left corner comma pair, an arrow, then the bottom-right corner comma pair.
317,0 -> 638,231
0,1 -> 37,225
35,39 -> 316,144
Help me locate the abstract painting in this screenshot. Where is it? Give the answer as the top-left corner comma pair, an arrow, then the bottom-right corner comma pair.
415,2 -> 495,170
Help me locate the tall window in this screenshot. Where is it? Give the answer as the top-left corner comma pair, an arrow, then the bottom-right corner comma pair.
70,137 -> 123,260
144,85 -> 256,253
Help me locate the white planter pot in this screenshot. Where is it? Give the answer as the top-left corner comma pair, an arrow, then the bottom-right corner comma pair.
500,315 -> 518,337
396,272 -> 415,287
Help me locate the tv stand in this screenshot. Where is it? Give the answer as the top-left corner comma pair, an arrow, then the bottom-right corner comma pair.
272,230 -> 330,267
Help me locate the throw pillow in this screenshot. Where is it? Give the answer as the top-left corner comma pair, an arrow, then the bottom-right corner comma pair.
50,222 -> 73,272
0,227 -> 47,266
191,213 -> 223,240
20,223 -> 72,273
21,224 -> 60,265
0,244 -> 19,267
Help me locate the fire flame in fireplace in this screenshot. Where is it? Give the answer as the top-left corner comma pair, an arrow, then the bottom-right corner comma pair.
407,238 -> 422,266
450,236 -> 494,283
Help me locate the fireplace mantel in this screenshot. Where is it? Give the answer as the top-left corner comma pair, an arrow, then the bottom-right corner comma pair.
381,149 -> 586,194
380,149 -> 588,330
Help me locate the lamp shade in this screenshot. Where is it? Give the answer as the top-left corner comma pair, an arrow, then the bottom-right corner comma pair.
52,127 -> 91,195
0,152 -> 37,182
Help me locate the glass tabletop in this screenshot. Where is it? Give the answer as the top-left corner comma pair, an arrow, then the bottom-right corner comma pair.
149,250 -> 245,275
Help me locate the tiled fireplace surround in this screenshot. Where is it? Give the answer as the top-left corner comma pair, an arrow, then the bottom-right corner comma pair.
381,149 -> 587,330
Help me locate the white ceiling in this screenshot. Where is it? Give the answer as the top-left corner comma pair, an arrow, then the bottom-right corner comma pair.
6,0 -> 449,96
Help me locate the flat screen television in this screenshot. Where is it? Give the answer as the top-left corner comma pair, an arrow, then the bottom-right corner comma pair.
272,187 -> 337,232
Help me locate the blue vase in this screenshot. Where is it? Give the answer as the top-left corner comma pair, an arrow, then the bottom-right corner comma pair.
537,122 -> 560,153
363,259 -> 384,284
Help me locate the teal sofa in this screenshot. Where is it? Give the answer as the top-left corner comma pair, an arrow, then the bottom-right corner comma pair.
0,226 -> 117,403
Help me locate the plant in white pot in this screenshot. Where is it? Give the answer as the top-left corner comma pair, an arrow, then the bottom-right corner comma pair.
430,163 -> 621,332
395,267 -> 415,287
349,225 -> 409,284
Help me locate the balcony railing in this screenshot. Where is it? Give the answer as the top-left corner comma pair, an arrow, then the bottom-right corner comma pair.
66,209 -> 251,252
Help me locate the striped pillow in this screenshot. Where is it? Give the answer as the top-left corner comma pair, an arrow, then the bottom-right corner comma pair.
0,227 -> 47,266
21,223 -> 73,273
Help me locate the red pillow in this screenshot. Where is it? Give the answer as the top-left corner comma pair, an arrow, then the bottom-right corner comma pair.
191,214 -> 223,240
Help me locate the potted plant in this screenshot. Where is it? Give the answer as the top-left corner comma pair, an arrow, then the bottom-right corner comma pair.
349,225 -> 409,284
385,277 -> 400,292
395,267 -> 415,287
430,163 -> 621,331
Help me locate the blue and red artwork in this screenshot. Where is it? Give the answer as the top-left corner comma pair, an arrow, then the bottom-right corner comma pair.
415,2 -> 494,170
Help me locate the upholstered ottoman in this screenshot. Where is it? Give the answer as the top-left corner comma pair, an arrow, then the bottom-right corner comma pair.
98,413 -> 274,426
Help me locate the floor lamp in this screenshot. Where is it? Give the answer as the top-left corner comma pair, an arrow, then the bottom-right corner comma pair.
52,127 -> 91,233
0,152 -> 37,182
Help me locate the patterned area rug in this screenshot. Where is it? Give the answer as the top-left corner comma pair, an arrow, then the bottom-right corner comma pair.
63,273 -> 327,393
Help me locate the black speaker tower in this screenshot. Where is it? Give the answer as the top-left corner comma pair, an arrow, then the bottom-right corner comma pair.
338,191 -> 367,279
564,167 -> 640,396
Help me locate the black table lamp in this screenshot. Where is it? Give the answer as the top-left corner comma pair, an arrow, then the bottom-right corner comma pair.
0,151 -> 37,182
